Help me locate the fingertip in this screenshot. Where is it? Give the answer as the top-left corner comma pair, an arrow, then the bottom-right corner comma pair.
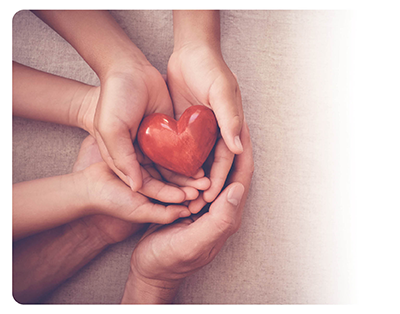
221,128 -> 243,155
190,177 -> 211,191
234,135 -> 244,154
226,182 -> 245,207
203,188 -> 217,203
199,177 -> 212,190
158,205 -> 190,224
127,175 -> 142,192
182,187 -> 199,201
169,188 -> 187,204
188,194 -> 207,214
179,208 -> 192,218
192,168 -> 205,179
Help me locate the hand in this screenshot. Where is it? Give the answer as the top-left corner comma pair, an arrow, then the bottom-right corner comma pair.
93,63 -> 174,192
32,10 -> 182,193
121,121 -> 253,304
76,135 -> 194,226
167,42 -> 243,209
71,134 -> 144,244
78,74 -> 210,203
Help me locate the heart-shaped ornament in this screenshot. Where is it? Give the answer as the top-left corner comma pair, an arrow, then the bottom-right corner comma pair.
138,105 -> 218,177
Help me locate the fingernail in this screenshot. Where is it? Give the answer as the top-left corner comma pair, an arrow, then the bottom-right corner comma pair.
227,183 -> 245,207
234,136 -> 243,153
127,176 -> 135,191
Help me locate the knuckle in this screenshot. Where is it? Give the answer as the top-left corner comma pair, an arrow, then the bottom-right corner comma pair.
214,214 -> 236,234
111,157 -> 125,171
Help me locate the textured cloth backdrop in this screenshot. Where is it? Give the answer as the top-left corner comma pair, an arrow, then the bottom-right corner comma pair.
12,10 -> 353,304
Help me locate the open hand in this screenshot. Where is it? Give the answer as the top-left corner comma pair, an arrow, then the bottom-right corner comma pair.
122,121 -> 253,303
76,135 -> 193,226
167,43 -> 244,209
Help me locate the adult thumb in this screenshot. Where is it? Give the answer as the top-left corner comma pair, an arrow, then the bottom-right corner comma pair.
208,182 -> 245,235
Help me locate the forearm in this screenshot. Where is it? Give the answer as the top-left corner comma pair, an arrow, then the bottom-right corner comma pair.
173,10 -> 221,50
12,62 -> 97,132
121,269 -> 181,304
32,10 -> 149,78
13,171 -> 90,241
13,219 -> 109,303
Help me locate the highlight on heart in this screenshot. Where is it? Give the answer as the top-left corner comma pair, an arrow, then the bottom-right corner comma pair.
137,105 -> 218,177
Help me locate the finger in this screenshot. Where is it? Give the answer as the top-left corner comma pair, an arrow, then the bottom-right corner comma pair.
209,74 -> 244,155
156,165 -> 211,190
94,131 -> 129,179
192,168 -> 205,179
188,193 -> 208,214
128,202 -> 191,225
225,119 -> 254,188
95,124 -> 143,191
138,167 -> 186,204
203,138 -> 235,203
180,186 -> 200,201
181,120 -> 253,244
177,182 -> 245,256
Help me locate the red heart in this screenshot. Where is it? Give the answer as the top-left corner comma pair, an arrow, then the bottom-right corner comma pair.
137,105 -> 218,177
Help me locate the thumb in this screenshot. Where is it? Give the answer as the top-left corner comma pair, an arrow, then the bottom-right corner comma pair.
210,182 -> 245,234
209,75 -> 244,155
188,182 -> 245,244
95,126 -> 143,191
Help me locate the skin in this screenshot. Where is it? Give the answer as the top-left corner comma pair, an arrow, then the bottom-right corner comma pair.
121,121 -> 253,304
13,135 -> 143,303
12,62 -> 213,240
168,10 -> 244,211
31,10 -> 244,202
13,10 -> 250,303
12,62 -> 209,202
13,124 -> 253,304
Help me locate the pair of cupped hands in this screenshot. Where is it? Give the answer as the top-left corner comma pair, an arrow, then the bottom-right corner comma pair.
73,42 -> 253,297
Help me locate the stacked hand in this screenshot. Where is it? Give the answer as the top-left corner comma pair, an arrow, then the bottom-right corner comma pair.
121,121 -> 253,303
14,10 -> 253,304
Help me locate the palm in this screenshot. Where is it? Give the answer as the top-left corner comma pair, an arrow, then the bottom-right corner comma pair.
167,46 -> 235,118
167,46 -> 237,209
93,66 -> 174,189
131,212 -> 222,282
132,220 -> 195,281
167,47 -> 215,117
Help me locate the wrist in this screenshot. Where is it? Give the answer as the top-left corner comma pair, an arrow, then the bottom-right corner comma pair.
69,170 -> 97,217
173,10 -> 221,52
121,267 -> 181,304
98,47 -> 151,82
69,85 -> 99,135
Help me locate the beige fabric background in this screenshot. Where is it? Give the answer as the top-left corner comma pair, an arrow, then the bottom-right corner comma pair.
12,10 -> 353,304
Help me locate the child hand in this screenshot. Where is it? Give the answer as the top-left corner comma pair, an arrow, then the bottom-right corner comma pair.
76,81 -> 211,203
167,44 -> 243,210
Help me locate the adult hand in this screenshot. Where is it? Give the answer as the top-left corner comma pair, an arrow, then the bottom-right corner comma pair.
121,121 -> 253,304
167,11 -> 244,208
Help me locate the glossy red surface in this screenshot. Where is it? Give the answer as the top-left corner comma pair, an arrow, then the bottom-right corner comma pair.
138,105 -> 218,177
